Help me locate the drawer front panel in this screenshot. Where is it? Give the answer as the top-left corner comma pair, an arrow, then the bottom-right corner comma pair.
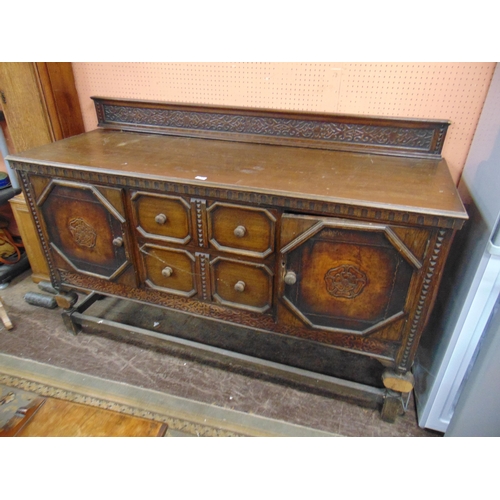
210,257 -> 273,313
131,191 -> 192,244
140,243 -> 197,297
207,202 -> 276,258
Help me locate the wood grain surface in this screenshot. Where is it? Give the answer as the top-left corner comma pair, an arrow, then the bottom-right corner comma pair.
8,129 -> 466,219
14,398 -> 167,437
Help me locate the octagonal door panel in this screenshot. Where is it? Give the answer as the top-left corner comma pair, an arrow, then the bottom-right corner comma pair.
36,181 -> 130,280
279,214 -> 429,337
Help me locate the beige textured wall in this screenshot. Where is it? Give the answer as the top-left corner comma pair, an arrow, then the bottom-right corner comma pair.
72,62 -> 497,184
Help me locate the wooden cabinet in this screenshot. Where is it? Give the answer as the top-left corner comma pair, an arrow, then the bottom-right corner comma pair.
7,98 -> 468,421
0,63 -> 84,149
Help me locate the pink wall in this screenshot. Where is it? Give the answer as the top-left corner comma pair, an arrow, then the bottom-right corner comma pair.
72,62 -> 497,184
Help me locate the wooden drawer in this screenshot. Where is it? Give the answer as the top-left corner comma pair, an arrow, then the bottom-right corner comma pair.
207,202 -> 276,258
131,191 -> 192,245
210,257 -> 273,313
140,243 -> 197,298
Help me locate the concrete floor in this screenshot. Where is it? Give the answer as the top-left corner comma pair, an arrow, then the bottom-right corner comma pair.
0,269 -> 441,437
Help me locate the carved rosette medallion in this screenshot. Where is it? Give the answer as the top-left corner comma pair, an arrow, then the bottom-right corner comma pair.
69,218 -> 97,248
324,265 -> 367,299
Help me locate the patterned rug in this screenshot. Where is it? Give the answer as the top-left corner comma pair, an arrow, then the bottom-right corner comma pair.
0,351 -> 336,437
0,375 -> 242,437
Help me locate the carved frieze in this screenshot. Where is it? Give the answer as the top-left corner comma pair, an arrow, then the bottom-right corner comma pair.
103,105 -> 437,151
58,269 -> 397,360
92,97 -> 449,158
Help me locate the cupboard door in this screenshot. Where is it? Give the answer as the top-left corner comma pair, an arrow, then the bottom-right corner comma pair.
36,180 -> 131,281
279,214 -> 429,338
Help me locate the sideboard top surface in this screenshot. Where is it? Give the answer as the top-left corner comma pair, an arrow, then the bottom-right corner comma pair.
8,128 -> 467,222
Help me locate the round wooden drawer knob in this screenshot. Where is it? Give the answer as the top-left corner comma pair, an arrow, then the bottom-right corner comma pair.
234,225 -> 246,238
112,237 -> 123,247
162,266 -> 173,278
284,271 -> 297,285
234,280 -> 246,292
155,213 -> 167,225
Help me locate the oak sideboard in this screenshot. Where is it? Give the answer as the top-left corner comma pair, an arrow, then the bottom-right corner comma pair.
7,98 -> 468,421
